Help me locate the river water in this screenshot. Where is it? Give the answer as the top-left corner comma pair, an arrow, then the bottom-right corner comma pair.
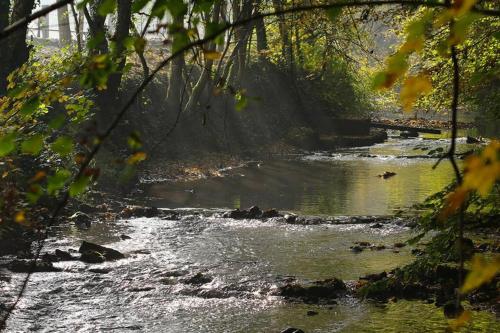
2,136 -> 499,332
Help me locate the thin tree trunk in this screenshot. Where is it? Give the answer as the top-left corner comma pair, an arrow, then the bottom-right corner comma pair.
58,4 -> 72,46
131,22 -> 150,80
96,0 -> 132,131
0,0 -> 11,94
107,0 -> 132,91
1,0 -> 35,94
167,15 -> 187,108
272,0 -> 294,70
228,0 -> 254,84
70,3 -> 83,52
86,0 -> 108,54
255,15 -> 268,53
184,1 -> 222,112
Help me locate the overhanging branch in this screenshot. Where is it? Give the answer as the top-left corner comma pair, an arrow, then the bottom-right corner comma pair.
0,0 -> 74,40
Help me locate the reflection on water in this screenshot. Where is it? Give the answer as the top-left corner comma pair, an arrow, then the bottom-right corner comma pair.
144,138 -> 459,215
4,137 -> 496,333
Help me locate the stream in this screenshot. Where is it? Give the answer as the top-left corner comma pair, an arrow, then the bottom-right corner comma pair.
1,136 -> 499,332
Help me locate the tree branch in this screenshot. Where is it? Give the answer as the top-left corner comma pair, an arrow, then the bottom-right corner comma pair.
0,0 -> 74,40
1,0 -> 499,42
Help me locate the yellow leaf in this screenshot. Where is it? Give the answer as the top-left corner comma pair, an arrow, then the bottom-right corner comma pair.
448,310 -> 472,331
462,140 -> 500,196
461,255 -> 500,293
399,36 -> 424,54
439,186 -> 469,220
451,0 -> 477,17
400,74 -> 432,112
14,211 -> 25,223
203,50 -> 222,60
127,152 -> 147,164
373,53 -> 409,90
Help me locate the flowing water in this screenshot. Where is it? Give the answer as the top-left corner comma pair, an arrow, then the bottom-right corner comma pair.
2,136 -> 498,332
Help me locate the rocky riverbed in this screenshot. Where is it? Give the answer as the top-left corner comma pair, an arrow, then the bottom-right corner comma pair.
1,205 -> 498,332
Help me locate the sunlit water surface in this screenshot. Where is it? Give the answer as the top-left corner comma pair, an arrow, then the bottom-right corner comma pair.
3,137 -> 498,332
144,137 -> 464,215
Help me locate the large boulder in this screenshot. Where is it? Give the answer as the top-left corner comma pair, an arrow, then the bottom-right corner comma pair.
182,272 -> 213,285
278,278 -> 346,303
42,249 -> 76,262
80,251 -> 106,263
222,206 -> 263,219
7,259 -> 61,273
69,212 -> 92,230
261,209 -> 282,218
78,241 -> 124,261
247,206 -> 262,219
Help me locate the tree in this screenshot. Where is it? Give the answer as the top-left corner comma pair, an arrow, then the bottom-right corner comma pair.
0,0 -> 35,94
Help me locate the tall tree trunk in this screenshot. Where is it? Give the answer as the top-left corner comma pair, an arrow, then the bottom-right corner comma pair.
184,0 -> 222,112
96,0 -> 132,131
0,0 -> 35,95
0,0 -> 11,94
107,0 -> 132,94
228,0 -> 254,84
272,0 -> 294,71
166,15 -> 187,108
132,22 -> 150,80
85,0 -> 108,55
58,5 -> 72,46
255,15 -> 268,55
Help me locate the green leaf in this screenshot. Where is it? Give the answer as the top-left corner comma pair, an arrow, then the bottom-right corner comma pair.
371,72 -> 387,89
193,0 -> 214,14
235,92 -> 248,112
98,0 -> 116,16
127,131 -> 143,150
206,22 -> 226,44
21,134 -> 44,155
87,32 -> 106,50
451,13 -> 480,45
0,132 -> 16,157
151,0 -> 168,17
49,114 -> 66,129
7,84 -> 28,98
132,0 -> 150,13
326,7 -> 342,21
20,96 -> 41,116
172,30 -> 190,53
47,169 -> 71,195
26,184 -> 43,204
51,136 -> 74,156
134,37 -> 147,54
166,0 -> 188,17
69,175 -> 91,197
